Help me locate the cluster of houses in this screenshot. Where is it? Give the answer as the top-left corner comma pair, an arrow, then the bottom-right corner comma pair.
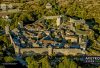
3,2 -> 91,55
0,3 -> 13,11
2,2 -> 98,56
9,16 -> 91,52
0,3 -> 21,14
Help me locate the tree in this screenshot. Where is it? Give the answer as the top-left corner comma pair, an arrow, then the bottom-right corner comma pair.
97,36 -> 100,42
76,24 -> 81,29
67,2 -> 77,16
40,56 -> 51,68
26,57 -> 38,68
57,57 -> 77,68
4,56 -> 15,63
58,62 -> 64,68
98,66 -> 100,68
69,60 -> 77,68
58,57 -> 71,68
0,65 -> 5,68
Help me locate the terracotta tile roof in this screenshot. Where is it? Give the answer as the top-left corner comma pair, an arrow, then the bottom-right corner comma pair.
41,40 -> 55,45
0,13 -> 8,18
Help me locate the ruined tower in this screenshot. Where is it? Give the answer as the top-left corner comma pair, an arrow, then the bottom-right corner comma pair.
48,47 -> 53,55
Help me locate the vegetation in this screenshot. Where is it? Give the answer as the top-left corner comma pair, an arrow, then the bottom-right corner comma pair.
24,55 -> 99,68
0,0 -> 100,68
4,56 -> 15,63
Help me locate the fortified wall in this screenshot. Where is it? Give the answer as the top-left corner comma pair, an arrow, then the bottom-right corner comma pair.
8,29 -> 84,56
16,47 -> 83,56
5,23 -> 84,56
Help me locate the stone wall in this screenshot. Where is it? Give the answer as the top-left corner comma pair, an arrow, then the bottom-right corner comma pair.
9,28 -> 83,56
53,49 -> 82,56
20,48 -> 49,54
17,48 -> 83,56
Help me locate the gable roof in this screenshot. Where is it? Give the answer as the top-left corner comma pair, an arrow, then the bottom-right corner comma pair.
0,13 -> 8,18
43,35 -> 52,40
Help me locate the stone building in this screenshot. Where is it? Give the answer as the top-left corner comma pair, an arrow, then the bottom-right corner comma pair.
46,3 -> 52,9
0,4 -> 6,11
45,31 -> 50,35
7,4 -> 13,9
65,36 -> 78,43
65,30 -> 75,36
0,13 -> 8,18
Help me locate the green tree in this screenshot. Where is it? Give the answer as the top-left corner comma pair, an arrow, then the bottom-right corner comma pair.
4,56 -> 15,63
58,57 -> 77,68
76,24 -> 81,29
69,60 -> 77,68
58,62 -> 64,68
98,66 -> 100,68
67,2 -> 77,16
97,36 -> 100,42
26,57 -> 38,68
40,56 -> 51,68
0,65 -> 5,68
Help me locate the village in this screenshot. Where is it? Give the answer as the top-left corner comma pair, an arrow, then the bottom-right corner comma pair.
4,14 -> 93,56
0,1 -> 100,68
0,1 -> 94,56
